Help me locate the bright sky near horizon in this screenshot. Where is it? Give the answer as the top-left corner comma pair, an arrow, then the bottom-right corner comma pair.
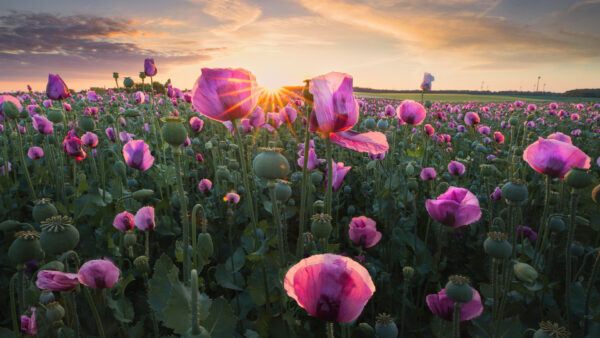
1,0 -> 599,93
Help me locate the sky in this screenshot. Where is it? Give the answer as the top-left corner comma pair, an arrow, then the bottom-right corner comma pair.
1,0 -> 599,93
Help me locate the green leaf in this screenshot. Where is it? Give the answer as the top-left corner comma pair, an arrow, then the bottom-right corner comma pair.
226,247 -> 246,273
148,254 -> 179,322
106,294 -> 135,323
201,297 -> 237,338
215,264 -> 245,291
0,327 -> 16,338
163,282 -> 193,334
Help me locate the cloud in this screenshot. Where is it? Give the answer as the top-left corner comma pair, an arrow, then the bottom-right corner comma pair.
192,0 -> 262,32
0,11 -> 224,80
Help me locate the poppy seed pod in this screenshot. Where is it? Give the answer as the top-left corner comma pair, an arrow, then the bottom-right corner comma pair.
310,213 -> 332,239
311,171 -> 323,185
197,232 -> 214,260
123,77 -> 134,88
32,199 -> 58,223
402,266 -> 415,281
39,291 -> 55,305
45,302 -> 65,323
444,275 -> 473,303
483,232 -> 512,259
253,148 -> 290,179
365,118 -> 376,129
375,313 -> 398,338
79,115 -> 95,132
501,179 -> 528,203
113,161 -> 126,177
377,119 -> 388,130
274,181 -> 292,201
513,262 -> 538,284
134,256 -> 150,275
123,232 -> 137,247
549,217 -> 566,233
162,117 -> 188,146
352,323 -> 375,338
564,167 -> 593,189
39,216 -> 79,255
533,321 -> 570,338
8,231 -> 44,266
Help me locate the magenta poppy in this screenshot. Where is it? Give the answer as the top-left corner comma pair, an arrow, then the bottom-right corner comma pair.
78,259 -> 120,289
135,91 -> 145,104
398,100 -> 426,125
464,112 -> 480,126
224,191 -> 240,204
27,146 -> 44,160
113,211 -> 135,232
493,131 -> 504,144
123,140 -> 154,171
425,186 -> 481,228
424,124 -> 435,136
198,178 -> 212,192
144,58 -> 157,77
547,132 -> 572,144
62,135 -> 86,161
36,270 -> 80,291
82,132 -> 99,147
348,216 -> 382,248
447,161 -> 466,176
46,74 -> 71,100
105,127 -> 116,142
523,137 -> 590,179
134,206 -> 155,231
191,68 -> 258,122
86,90 -> 98,102
309,72 -> 388,155
280,104 -> 298,123
325,160 -> 351,191
517,225 -> 537,242
420,72 -> 435,91
32,115 -> 53,135
420,167 -> 437,181
384,105 -> 396,117
284,254 -> 375,323
20,307 -> 37,335
490,187 -> 502,201
189,116 -> 204,132
426,287 -> 483,321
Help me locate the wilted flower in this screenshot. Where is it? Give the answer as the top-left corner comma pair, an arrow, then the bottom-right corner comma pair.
20,307 -> 37,335
420,72 -> 435,91
284,254 -> 375,322
348,216 -> 382,248
426,186 -> 482,228
426,287 -> 483,321
78,259 -> 120,289
134,206 -> 155,231
123,140 -> 154,171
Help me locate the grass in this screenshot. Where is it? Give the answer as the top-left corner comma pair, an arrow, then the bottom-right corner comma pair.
355,92 -> 595,103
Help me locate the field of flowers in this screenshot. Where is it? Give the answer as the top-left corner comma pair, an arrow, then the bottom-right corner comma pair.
0,60 -> 599,338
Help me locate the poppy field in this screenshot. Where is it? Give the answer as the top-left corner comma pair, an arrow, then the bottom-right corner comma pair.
1,62 -> 600,338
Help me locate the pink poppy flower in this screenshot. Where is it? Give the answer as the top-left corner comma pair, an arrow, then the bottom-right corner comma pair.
62,135 -> 86,161
384,105 -> 396,117
123,140 -> 154,171
420,72 -> 435,91
135,91 -> 145,104
20,307 -> 37,335
198,178 -> 212,192
144,58 -> 157,77
191,68 -> 258,122
424,124 -> 435,136
32,115 -> 53,134
46,74 -> 71,100
78,259 -> 120,289
189,116 -> 204,132
398,100 -> 426,125
425,186 -> 481,228
224,191 -> 240,204
325,160 -> 351,191
426,288 -> 483,321
105,127 -> 116,142
420,167 -> 437,181
82,132 -> 99,147
113,211 -> 135,232
493,131 -> 504,144
464,112 -> 480,126
517,225 -> 537,242
546,132 -> 572,144
134,206 -> 155,231
490,187 -> 502,201
280,104 -> 298,123
309,72 -> 388,155
447,161 -> 466,176
36,270 -> 80,291
284,254 -> 375,323
523,137 -> 590,179
27,146 -> 44,160
348,216 -> 382,248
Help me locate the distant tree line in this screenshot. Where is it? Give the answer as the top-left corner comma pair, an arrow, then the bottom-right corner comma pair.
563,89 -> 600,98
354,87 -> 600,98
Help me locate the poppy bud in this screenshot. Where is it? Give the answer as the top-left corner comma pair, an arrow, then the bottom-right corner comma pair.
134,256 -> 150,274
79,115 -> 95,132
45,302 -> 65,323
513,262 -> 538,284
253,148 -> 290,179
132,189 -> 154,201
405,163 -> 415,176
445,275 -> 473,303
311,213 -> 332,239
2,100 -> 20,119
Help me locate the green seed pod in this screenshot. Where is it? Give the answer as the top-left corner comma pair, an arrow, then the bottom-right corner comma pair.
32,199 -> 58,223
45,302 -> 65,323
311,213 -> 332,239
402,266 -> 415,281
533,321 -> 569,338
134,256 -> 150,275
570,242 -> 584,257
8,231 -> 44,266
105,114 -> 114,124
513,262 -> 538,284
123,109 -> 140,118
39,216 -> 80,255
437,182 -> 450,194
162,117 -> 188,146
228,159 -> 240,170
444,275 -> 473,303
480,164 -> 499,177
183,326 -> 212,338
565,167 -> 593,189
347,205 -> 356,216
351,323 -> 375,338
549,217 -> 566,233
377,119 -> 389,130
311,171 -> 323,185
592,184 -> 600,204
215,166 -> 230,181
407,179 -> 418,191
197,233 -> 214,259
405,163 -> 415,176
509,117 -> 518,125
123,77 -> 134,88
274,180 -> 292,201
2,100 -> 20,119
79,115 -> 95,132
313,200 -> 325,213
375,313 -> 398,338
365,118 -> 376,129
39,260 -> 65,272
113,161 -> 126,177
123,232 -> 137,247
483,232 -> 512,259
132,189 -> 154,201
253,148 -> 290,179
501,179 -> 528,203
39,291 -> 55,305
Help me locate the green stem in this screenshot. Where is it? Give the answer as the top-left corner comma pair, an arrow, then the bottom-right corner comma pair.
565,189 -> 578,331
533,176 -> 551,268
584,251 -> 600,336
191,269 -> 200,334
326,322 -> 335,338
145,230 -> 150,259
325,137 -> 333,216
84,288 -> 105,338
269,182 -> 286,265
174,147 -> 191,283
9,274 -> 18,336
297,107 -> 312,259
400,280 -> 409,337
231,119 -> 259,249
453,302 -> 461,338
17,266 -> 25,313
14,120 -> 36,199
491,258 -> 498,335
191,204 -> 206,271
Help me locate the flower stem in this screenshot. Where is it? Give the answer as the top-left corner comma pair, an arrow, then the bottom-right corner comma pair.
84,288 -> 106,338
14,120 -> 36,199
533,176 -> 551,268
297,107 -> 312,259
191,204 -> 206,271
584,250 -> 600,336
173,147 -> 191,283
325,137 -> 333,216
9,273 -> 18,336
400,279 -> 409,337
190,269 -> 200,335
453,302 -> 461,338
565,188 -> 578,331
269,181 -> 286,265
326,322 -> 335,338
